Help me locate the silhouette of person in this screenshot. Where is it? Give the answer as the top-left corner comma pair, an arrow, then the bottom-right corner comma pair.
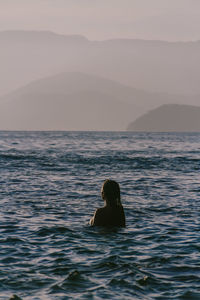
90,179 -> 126,227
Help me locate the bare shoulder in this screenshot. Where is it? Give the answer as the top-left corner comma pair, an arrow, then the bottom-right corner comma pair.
89,208 -> 103,226
91,207 -> 105,226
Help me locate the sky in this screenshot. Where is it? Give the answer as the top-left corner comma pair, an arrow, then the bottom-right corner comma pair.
0,0 -> 200,41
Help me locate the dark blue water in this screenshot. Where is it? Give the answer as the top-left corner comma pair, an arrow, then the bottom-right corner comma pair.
0,131 -> 200,300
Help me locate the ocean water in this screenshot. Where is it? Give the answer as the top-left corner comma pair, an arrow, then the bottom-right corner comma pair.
0,131 -> 200,300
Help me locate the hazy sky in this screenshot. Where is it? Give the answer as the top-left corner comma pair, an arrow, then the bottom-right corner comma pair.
0,0 -> 200,41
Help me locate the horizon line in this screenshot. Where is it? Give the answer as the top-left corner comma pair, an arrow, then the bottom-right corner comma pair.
0,29 -> 200,44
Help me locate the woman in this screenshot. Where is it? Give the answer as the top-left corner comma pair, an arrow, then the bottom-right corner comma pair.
90,179 -> 126,227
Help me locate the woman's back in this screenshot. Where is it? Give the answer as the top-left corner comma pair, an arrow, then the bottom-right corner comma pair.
91,205 -> 125,227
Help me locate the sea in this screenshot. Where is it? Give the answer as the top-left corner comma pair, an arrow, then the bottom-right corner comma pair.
0,131 -> 200,300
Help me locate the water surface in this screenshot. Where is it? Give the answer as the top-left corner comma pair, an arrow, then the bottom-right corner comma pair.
0,131 -> 200,299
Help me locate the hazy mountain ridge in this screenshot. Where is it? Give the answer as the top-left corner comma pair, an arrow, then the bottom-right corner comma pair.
1,72 -> 199,131
2,30 -> 200,44
1,30 -> 200,131
0,73 -> 142,131
127,104 -> 200,132
1,71 -> 178,107
1,30 -> 200,97
0,72 -> 199,131
0,30 -> 89,43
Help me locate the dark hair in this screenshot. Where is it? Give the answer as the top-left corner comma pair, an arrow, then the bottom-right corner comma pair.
101,179 -> 121,207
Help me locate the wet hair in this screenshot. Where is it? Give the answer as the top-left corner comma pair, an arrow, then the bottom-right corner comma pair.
101,179 -> 121,207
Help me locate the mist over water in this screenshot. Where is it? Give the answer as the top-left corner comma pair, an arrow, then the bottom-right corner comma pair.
0,131 -> 199,299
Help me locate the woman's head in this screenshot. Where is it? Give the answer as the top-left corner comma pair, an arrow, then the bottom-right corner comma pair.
101,179 -> 121,207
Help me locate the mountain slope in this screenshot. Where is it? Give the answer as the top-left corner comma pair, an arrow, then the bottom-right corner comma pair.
0,72 -> 144,131
127,104 -> 200,132
1,72 -> 199,131
1,30 -> 200,98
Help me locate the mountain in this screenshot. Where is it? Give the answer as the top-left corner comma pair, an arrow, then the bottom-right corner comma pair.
1,72 -> 199,131
0,30 -> 88,43
1,30 -> 200,99
127,104 -> 200,132
0,72 -> 145,131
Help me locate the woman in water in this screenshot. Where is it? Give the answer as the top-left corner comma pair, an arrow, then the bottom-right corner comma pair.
90,179 -> 126,227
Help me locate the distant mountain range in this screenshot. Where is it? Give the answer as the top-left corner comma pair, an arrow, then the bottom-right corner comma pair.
0,30 -> 200,131
0,72 -> 140,131
1,72 -> 199,131
0,72 -> 199,131
1,30 -> 200,98
127,104 -> 200,132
